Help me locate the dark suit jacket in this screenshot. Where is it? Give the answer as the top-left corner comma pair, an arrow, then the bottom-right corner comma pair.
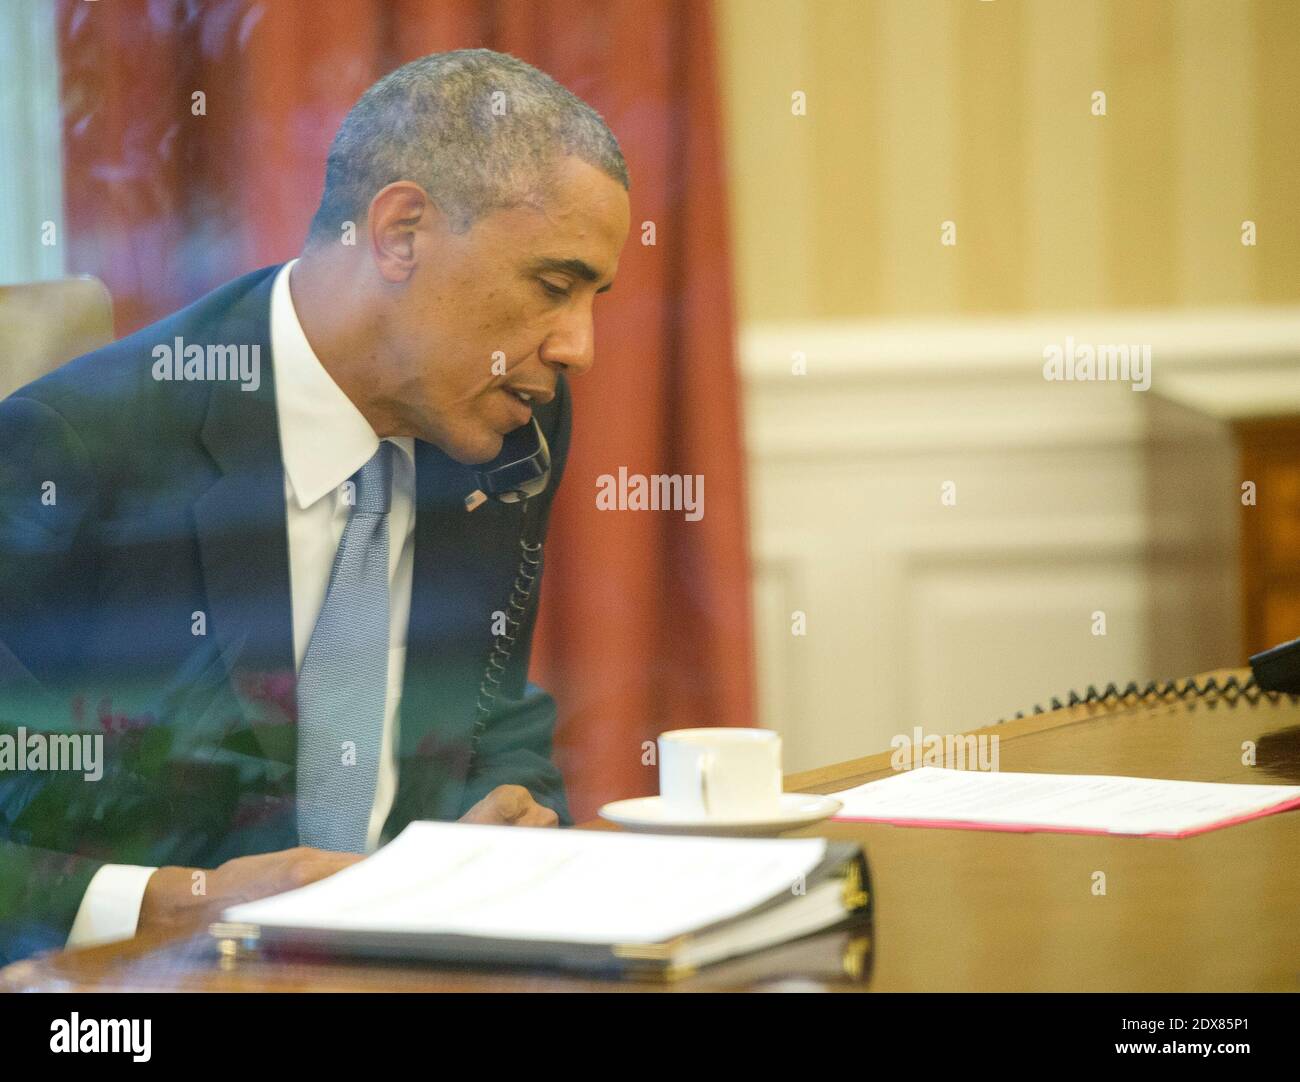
0,264 -> 573,963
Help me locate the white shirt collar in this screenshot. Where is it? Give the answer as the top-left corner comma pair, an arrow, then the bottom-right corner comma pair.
270,259 -> 412,509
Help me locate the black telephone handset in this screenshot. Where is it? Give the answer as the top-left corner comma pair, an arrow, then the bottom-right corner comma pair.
1249,636 -> 1300,694
467,417 -> 552,751
465,416 -> 551,510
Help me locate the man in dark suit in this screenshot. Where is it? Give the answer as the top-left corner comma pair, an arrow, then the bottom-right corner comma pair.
0,48 -> 629,963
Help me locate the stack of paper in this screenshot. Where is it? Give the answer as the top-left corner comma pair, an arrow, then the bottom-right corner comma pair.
830,767 -> 1300,837
215,822 -> 871,977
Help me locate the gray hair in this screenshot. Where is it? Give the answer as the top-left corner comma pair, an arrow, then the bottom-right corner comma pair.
307,48 -> 629,242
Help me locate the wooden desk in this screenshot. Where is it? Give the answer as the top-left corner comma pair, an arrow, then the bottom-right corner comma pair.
4,669 -> 1298,992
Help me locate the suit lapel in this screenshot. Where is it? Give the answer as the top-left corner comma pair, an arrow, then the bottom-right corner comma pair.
191,271 -> 296,720
386,439 -> 496,827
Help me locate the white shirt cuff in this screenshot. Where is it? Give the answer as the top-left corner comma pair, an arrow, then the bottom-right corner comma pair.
65,863 -> 159,949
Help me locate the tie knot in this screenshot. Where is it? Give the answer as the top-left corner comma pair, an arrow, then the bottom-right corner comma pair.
350,441 -> 393,515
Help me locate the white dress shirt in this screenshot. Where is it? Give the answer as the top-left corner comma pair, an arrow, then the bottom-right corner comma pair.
66,259 -> 416,948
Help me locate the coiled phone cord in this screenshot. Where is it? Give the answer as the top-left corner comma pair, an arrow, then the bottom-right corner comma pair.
999,672 -> 1270,724
470,502 -> 545,756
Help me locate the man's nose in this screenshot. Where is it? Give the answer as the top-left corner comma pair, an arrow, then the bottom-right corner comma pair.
539,308 -> 595,377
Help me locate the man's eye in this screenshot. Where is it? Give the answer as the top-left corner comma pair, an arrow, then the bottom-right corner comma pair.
539,279 -> 570,298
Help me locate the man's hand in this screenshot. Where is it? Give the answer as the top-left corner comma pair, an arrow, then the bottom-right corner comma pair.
137,846 -> 365,937
458,784 -> 559,827
134,789 -> 557,939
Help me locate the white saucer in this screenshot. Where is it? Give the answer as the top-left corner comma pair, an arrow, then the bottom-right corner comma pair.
597,792 -> 842,836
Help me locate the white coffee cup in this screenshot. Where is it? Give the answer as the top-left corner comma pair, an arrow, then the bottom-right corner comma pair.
657,728 -> 783,818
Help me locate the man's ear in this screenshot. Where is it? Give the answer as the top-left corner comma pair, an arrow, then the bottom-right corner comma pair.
368,181 -> 435,283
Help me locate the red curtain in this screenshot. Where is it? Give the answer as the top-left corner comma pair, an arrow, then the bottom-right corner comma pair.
57,0 -> 755,823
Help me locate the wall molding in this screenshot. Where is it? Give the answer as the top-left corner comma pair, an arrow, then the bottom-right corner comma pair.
740,308 -> 1300,382
739,310 -> 1275,771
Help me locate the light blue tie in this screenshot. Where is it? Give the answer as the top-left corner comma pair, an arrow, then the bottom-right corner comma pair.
296,441 -> 393,852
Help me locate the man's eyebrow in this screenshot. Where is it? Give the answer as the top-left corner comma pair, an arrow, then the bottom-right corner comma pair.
530,257 -> 614,293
